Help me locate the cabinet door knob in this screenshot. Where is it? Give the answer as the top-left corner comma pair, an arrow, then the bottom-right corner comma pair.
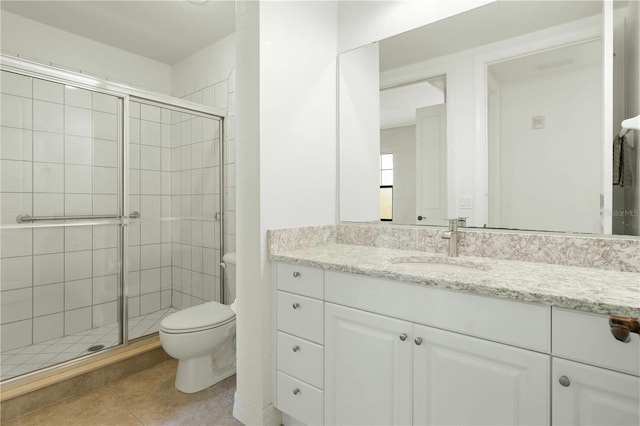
293,388 -> 301,396
399,333 -> 408,341
414,337 -> 423,345
559,376 -> 571,387
292,302 -> 301,309
292,271 -> 301,278
292,345 -> 300,352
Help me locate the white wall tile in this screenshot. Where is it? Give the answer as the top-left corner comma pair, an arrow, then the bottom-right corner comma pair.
65,165 -> 92,194
1,288 -> 32,323
93,111 -> 117,140
1,319 -> 32,351
33,100 -> 63,133
0,256 -> 32,291
129,169 -> 140,195
140,120 -> 161,146
141,104 -> 161,122
33,253 -> 64,286
33,283 -> 64,316
191,272 -> 203,299
33,131 -> 64,163
128,296 -> 140,318
93,139 -> 117,167
65,279 -> 92,310
214,81 -> 228,110
93,248 -> 118,277
161,148 -> 171,172
191,142 -> 203,170
93,195 -> 118,215
130,102 -> 140,119
140,170 -> 161,194
93,167 -> 117,194
161,243 -> 171,267
191,118 -> 203,144
128,271 -> 140,296
128,246 -> 141,271
93,225 -> 118,249
140,195 -> 161,217
33,313 -> 63,343
33,194 -> 63,216
161,172 -> 171,195
65,250 -> 92,281
33,227 -> 64,255
64,307 -> 92,335
129,118 -> 140,144
161,108 -> 171,125
33,79 -> 63,103
128,219 -> 140,246
161,124 -> 171,148
1,193 -> 31,225
140,292 -> 160,315
1,71 -> 32,97
141,221 -> 161,245
191,169 -> 203,194
1,127 -> 32,161
65,135 -> 92,165
140,145 -> 161,171
140,268 -> 160,294
129,143 -> 140,170
65,106 -> 92,137
93,92 -> 118,114
180,145 -> 192,170
92,275 -> 118,304
65,86 -> 92,109
33,162 -> 63,193
140,244 -> 161,270
1,160 -> 32,192
65,194 -> 92,215
1,94 -> 32,129
161,266 -> 171,290
93,301 -> 117,327
181,171 -> 191,195
1,228 -> 32,258
161,290 -> 171,309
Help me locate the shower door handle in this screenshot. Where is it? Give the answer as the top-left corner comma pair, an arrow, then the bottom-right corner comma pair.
17,211 -> 141,223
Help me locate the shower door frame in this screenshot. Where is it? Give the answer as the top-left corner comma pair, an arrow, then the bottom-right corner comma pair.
0,55 -> 226,375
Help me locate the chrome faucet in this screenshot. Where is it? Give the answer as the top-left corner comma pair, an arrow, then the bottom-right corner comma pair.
441,218 -> 466,257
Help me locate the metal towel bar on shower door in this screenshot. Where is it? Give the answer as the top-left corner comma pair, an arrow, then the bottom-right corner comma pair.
16,211 -> 141,223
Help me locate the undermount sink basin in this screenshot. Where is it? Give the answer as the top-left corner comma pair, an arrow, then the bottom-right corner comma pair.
390,256 -> 488,273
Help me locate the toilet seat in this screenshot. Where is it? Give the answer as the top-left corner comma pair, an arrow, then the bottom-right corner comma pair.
160,301 -> 235,334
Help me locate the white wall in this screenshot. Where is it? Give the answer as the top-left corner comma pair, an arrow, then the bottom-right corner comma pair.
489,65 -> 602,234
0,11 -> 171,94
235,1 -> 337,424
337,0 -> 494,53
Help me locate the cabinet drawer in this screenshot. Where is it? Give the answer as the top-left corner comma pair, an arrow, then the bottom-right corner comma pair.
277,291 -> 323,344
553,308 -> 639,376
277,263 -> 323,299
277,331 -> 323,389
277,371 -> 323,426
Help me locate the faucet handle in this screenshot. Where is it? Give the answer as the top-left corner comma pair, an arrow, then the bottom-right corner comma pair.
456,217 -> 468,227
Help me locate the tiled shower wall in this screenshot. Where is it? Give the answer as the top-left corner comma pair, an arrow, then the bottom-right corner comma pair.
173,69 -> 235,307
1,71 -> 121,351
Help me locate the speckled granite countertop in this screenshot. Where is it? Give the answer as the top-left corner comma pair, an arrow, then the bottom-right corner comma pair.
270,243 -> 640,317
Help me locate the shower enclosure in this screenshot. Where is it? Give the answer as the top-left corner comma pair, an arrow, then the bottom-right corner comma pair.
0,57 -> 226,382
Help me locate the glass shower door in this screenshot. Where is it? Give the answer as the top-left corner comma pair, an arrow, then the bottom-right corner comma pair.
0,70 -> 126,380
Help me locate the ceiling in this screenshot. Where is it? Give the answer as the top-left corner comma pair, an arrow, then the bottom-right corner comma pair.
0,0 -> 236,65
379,0 -> 603,72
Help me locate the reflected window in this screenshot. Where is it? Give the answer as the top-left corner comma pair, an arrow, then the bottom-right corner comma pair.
380,153 -> 393,221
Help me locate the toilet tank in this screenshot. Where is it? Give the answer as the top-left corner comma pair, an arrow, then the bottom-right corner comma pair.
222,252 -> 236,305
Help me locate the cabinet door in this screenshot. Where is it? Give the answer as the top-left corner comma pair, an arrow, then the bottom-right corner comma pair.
553,358 -> 640,425
325,303 -> 412,426
413,324 -> 550,426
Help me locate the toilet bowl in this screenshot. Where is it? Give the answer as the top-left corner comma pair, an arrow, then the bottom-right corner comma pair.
159,253 -> 237,393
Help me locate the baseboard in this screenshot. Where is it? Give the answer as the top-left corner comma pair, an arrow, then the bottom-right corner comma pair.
233,390 -> 282,426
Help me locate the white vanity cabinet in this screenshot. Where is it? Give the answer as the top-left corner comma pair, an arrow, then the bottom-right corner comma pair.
324,303 -> 549,426
551,308 -> 640,425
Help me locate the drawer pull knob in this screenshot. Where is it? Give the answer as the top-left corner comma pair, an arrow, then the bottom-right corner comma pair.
292,271 -> 301,278
399,333 -> 408,341
293,388 -> 301,396
292,345 -> 300,352
609,316 -> 640,343
414,337 -> 423,345
292,302 -> 301,309
559,376 -> 571,387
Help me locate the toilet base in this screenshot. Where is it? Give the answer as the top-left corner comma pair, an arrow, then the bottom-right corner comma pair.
175,354 -> 236,393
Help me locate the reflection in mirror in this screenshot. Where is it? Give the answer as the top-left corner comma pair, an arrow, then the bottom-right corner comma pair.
487,40 -> 602,234
380,77 -> 446,225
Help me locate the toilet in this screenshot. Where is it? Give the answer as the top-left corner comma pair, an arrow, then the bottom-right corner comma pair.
159,252 -> 237,393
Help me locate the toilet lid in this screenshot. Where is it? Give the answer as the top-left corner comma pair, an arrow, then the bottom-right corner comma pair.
160,302 -> 235,333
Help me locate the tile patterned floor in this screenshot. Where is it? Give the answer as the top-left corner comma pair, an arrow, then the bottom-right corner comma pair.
1,308 -> 177,381
4,359 -> 242,426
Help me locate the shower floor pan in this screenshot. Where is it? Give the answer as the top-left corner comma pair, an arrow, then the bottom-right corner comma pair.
1,307 -> 176,382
